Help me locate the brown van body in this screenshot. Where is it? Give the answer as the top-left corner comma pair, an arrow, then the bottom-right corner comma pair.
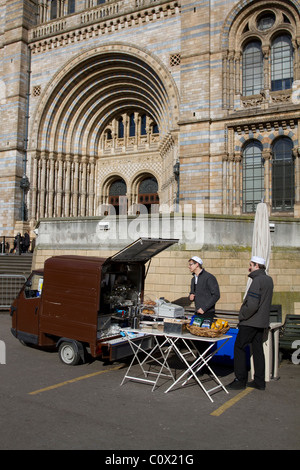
10,238 -> 177,364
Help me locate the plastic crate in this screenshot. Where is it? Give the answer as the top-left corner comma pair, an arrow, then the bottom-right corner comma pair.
211,328 -> 250,366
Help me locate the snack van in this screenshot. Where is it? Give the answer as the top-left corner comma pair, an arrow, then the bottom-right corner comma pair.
10,237 -> 178,365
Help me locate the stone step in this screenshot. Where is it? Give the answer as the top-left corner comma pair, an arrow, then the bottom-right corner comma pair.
0,253 -> 33,276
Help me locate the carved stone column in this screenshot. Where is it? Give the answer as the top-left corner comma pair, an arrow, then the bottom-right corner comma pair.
64,155 -> 72,217
48,152 -> 56,218
262,46 -> 270,93
234,151 -> 242,215
134,112 -> 139,148
228,153 -> 235,214
38,0 -> 43,23
45,0 -> 50,22
88,157 -> 95,216
146,125 -> 151,147
39,152 -> 47,218
293,146 -> 300,217
31,153 -> 39,221
80,156 -> 87,216
235,52 -> 241,96
222,153 -> 228,214
72,155 -> 79,217
59,0 -> 66,17
38,0 -> 48,23
122,113 -> 127,149
56,154 -> 63,217
222,51 -> 229,109
293,38 -> 300,81
228,51 -> 235,109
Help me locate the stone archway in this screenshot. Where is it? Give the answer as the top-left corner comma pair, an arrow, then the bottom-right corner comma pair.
28,43 -> 180,223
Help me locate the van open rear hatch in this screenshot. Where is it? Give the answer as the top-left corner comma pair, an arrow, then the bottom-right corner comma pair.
96,238 -> 178,360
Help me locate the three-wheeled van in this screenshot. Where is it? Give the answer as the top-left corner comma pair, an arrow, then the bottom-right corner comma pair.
10,238 -> 178,365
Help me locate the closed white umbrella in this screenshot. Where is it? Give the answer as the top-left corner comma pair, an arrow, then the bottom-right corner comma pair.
251,202 -> 271,272
244,202 -> 271,297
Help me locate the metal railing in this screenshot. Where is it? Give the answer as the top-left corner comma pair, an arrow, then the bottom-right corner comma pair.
0,235 -> 33,255
0,275 -> 27,309
1,236 -> 15,255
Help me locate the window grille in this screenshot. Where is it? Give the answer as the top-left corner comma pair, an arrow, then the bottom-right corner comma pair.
271,35 -> 293,91
33,85 -> 41,97
272,137 -> 294,211
242,41 -> 263,96
170,54 -> 181,67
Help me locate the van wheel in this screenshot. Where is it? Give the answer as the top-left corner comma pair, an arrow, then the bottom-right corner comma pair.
58,341 -> 81,366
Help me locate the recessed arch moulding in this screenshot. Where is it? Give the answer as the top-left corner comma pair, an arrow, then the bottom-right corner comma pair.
28,43 -> 180,222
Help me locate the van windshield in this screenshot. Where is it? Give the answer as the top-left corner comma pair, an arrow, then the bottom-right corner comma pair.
24,273 -> 44,299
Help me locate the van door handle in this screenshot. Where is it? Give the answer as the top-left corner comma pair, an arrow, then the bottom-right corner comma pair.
35,307 -> 38,315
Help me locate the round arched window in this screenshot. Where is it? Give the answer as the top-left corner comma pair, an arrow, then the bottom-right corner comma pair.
257,12 -> 276,31
272,137 -> 294,212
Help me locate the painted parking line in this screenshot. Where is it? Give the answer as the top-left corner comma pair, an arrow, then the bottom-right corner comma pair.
210,388 -> 254,416
29,364 -> 124,395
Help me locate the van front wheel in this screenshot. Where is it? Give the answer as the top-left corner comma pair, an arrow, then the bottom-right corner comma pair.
58,341 -> 81,366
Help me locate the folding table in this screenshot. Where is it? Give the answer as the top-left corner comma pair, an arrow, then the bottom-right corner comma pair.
120,331 -> 175,391
120,328 -> 232,402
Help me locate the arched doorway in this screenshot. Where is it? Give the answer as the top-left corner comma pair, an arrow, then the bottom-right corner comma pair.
109,178 -> 127,215
138,176 -> 159,213
29,45 -> 179,222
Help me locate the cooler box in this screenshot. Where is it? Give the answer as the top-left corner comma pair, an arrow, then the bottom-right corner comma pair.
211,328 -> 250,367
156,302 -> 184,318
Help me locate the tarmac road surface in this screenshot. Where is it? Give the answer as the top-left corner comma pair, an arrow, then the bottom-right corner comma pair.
0,313 -> 299,452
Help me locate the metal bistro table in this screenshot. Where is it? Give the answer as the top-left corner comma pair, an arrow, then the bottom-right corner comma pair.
120,328 -> 232,402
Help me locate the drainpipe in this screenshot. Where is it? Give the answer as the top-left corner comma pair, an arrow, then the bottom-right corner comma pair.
173,160 -> 180,208
20,47 -> 31,221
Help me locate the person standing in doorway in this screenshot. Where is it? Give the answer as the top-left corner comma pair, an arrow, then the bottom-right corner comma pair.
188,256 -> 220,322
228,256 -> 274,391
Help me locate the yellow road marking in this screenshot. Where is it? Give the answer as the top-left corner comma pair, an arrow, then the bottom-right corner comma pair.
211,388 -> 254,416
29,364 -> 124,395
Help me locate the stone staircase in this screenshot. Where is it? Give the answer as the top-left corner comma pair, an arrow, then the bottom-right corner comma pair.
0,254 -> 33,309
0,253 -> 33,276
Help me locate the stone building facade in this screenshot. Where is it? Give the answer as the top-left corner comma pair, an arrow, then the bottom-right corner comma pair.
1,0 -> 300,232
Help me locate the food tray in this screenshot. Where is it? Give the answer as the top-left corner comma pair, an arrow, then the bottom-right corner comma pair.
187,325 -> 230,337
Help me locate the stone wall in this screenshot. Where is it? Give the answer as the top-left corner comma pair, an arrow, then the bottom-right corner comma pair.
32,215 -> 300,320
